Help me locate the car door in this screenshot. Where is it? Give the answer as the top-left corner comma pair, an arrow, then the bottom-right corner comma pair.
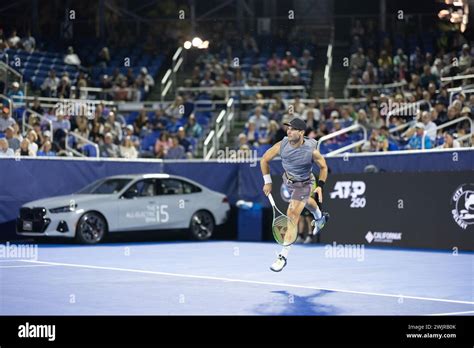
155,178 -> 202,229
117,179 -> 162,231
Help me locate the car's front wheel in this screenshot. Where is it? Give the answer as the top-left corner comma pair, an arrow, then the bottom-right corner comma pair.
189,210 -> 214,241
75,212 -> 107,244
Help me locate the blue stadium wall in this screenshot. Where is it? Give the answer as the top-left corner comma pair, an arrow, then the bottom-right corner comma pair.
1,149 -> 473,250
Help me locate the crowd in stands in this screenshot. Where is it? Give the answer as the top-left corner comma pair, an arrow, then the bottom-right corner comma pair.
1,26 -> 159,102
181,27 -> 315,101
0,92 -> 203,159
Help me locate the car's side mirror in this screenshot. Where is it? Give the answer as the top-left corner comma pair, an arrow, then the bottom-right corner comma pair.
123,188 -> 138,199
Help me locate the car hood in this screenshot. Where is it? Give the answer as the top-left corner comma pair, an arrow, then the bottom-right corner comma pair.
22,194 -> 116,209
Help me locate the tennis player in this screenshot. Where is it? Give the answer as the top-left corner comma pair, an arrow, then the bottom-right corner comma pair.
261,117 -> 330,272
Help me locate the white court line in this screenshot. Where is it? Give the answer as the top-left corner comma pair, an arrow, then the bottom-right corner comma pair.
20,259 -> 474,306
427,310 -> 474,316
0,264 -> 57,269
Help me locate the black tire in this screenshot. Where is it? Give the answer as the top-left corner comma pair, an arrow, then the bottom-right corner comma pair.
75,212 -> 107,244
189,210 -> 215,241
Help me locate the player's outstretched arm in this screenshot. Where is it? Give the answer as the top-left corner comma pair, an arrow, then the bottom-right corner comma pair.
260,141 -> 281,196
312,149 -> 328,203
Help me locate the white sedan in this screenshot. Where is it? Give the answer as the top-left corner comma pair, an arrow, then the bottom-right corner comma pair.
16,173 -> 230,244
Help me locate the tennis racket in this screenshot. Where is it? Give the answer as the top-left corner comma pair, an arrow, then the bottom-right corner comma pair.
267,193 -> 298,246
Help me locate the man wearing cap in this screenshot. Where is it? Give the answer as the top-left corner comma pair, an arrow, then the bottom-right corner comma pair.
408,122 -> 432,150
261,117 -> 330,272
7,81 -> 24,104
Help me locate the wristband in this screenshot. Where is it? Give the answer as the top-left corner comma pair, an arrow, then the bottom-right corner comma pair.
263,174 -> 272,184
318,180 -> 325,188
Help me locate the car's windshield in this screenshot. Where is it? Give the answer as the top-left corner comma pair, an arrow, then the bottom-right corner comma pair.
77,178 -> 132,194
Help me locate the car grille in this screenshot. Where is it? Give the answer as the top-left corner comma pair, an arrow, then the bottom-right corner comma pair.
17,207 -> 50,233
20,207 -> 47,220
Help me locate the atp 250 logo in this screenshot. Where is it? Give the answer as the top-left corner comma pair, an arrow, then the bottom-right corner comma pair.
330,181 -> 366,208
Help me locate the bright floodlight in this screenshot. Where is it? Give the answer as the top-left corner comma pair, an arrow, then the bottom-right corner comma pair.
192,37 -> 203,47
184,41 -> 192,49
199,40 -> 210,49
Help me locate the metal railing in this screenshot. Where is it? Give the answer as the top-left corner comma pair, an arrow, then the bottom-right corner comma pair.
324,27 -> 335,99
65,130 -> 100,158
422,116 -> 473,150
22,108 -> 53,139
203,98 -> 235,160
317,123 -> 368,157
441,73 -> 474,87
161,47 -> 183,102
177,85 -> 307,101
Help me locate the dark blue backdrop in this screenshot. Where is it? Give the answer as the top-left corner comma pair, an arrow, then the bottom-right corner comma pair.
1,149 -> 472,236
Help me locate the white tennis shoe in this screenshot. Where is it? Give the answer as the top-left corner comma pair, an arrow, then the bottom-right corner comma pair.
270,255 -> 287,272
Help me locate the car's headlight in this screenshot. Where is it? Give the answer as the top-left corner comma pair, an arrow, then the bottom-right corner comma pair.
49,204 -> 77,214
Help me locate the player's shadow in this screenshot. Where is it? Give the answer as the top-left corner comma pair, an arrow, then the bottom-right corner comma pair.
253,289 -> 340,315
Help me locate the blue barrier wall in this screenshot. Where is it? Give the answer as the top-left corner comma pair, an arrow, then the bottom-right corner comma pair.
1,150 -> 473,236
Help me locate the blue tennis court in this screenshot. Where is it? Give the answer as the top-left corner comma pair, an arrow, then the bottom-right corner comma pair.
1,241 -> 472,315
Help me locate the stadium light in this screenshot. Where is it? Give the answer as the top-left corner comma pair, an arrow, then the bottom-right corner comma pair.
183,41 -> 192,49
192,37 -> 203,47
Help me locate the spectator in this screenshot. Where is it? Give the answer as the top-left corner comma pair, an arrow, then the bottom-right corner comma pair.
442,132 -> 461,149
362,62 -> 378,84
361,129 -> 380,152
459,44 -> 472,73
281,51 -> 297,69
120,136 -> 138,159
41,70 -> 60,98
368,107 -> 384,130
177,127 -> 192,158
7,29 -> 20,48
15,138 -> 35,157
248,106 -> 269,130
260,120 -> 279,145
123,125 -> 140,149
135,67 -> 155,99
154,131 -> 171,158
393,48 -> 408,69
420,65 -> 438,89
7,81 -> 24,104
165,135 -> 186,159
98,47 -> 111,68
420,111 -> 437,143
184,114 -> 203,139
106,111 -> 122,143
350,48 -> 367,72
0,107 -> 16,132
298,49 -> 314,70
408,123 -> 432,149
0,138 -> 14,157
52,113 -> 71,132
245,120 -> 259,146
57,74 -> 71,99
37,141 -> 56,157
323,97 -> 339,119
165,96 -> 184,121
100,133 -> 121,158
236,133 -> 248,150
30,97 -> 44,115
21,30 -> 36,53
26,130 -> 39,155
267,53 -> 282,71
133,110 -> 148,135
64,46 -> 81,66
4,126 -> 19,152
